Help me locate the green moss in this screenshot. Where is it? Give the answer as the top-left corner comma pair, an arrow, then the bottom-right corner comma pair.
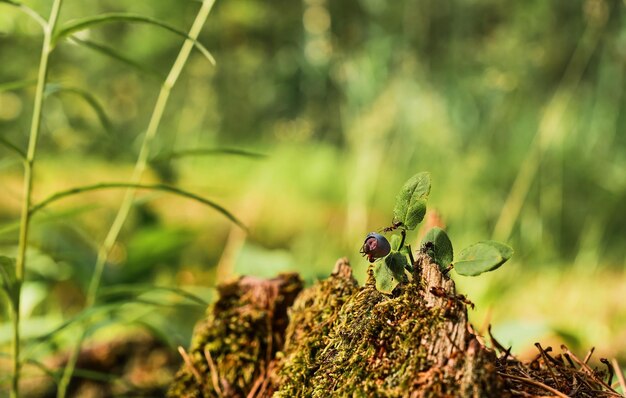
167,273 -> 303,398
274,260 -> 445,397
168,255 -> 618,397
274,258 -> 360,396
169,256 -> 503,397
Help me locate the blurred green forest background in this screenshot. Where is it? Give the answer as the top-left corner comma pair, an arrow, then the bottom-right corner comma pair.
0,0 -> 625,383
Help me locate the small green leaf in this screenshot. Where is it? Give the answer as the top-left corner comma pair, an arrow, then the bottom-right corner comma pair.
374,252 -> 408,294
389,234 -> 402,251
454,241 -> 513,276
421,227 -> 453,270
0,256 -> 19,308
393,172 -> 431,230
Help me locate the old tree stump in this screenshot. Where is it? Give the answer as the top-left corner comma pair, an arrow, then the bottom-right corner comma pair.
168,252 -> 622,398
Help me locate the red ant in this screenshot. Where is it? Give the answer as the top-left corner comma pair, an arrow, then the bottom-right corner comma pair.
380,221 -> 403,233
429,287 -> 475,310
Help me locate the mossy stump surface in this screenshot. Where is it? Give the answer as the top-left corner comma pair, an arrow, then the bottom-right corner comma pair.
168,253 -> 623,398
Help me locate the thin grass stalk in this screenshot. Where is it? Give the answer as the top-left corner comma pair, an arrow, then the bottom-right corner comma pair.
12,1 -> 63,397
56,1 -> 217,396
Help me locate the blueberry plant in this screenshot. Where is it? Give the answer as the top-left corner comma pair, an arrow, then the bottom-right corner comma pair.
361,172 -> 513,294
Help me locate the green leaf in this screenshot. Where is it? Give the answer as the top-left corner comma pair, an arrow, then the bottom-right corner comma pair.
393,172 -> 431,230
0,79 -> 36,93
389,234 -> 402,251
54,13 -> 216,65
97,284 -> 210,307
152,147 -> 267,162
0,136 -> 26,159
29,182 -> 246,231
45,84 -> 113,133
454,241 -> 513,276
69,37 -> 164,79
0,256 -> 19,309
373,251 -> 408,294
421,227 -> 453,270
0,0 -> 46,28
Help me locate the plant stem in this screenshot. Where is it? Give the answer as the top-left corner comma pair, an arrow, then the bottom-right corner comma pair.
398,229 -> 406,250
12,1 -> 63,397
56,1 -> 217,396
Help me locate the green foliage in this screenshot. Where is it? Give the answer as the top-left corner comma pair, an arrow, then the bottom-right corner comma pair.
0,1 -> 238,395
392,172 -> 431,230
371,173 -> 511,292
454,241 -> 514,277
389,234 -> 402,251
0,256 -> 19,310
421,227 -> 454,270
373,252 -> 408,294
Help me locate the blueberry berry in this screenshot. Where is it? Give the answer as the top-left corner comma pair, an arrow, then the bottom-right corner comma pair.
361,232 -> 391,263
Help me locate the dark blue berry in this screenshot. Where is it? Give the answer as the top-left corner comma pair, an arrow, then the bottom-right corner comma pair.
360,232 -> 391,262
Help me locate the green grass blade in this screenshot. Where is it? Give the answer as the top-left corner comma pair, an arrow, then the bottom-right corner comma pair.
0,354 -> 58,381
0,79 -> 36,93
67,368 -> 129,385
45,84 -> 113,133
23,357 -> 59,381
0,136 -> 26,159
69,36 -> 164,79
26,304 -> 118,345
0,205 -> 99,237
153,147 -> 267,162
30,182 -> 246,230
124,298 -> 205,308
26,299 -> 198,346
97,284 -> 210,306
54,13 -> 216,65
2,353 -> 132,386
0,0 -> 46,28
